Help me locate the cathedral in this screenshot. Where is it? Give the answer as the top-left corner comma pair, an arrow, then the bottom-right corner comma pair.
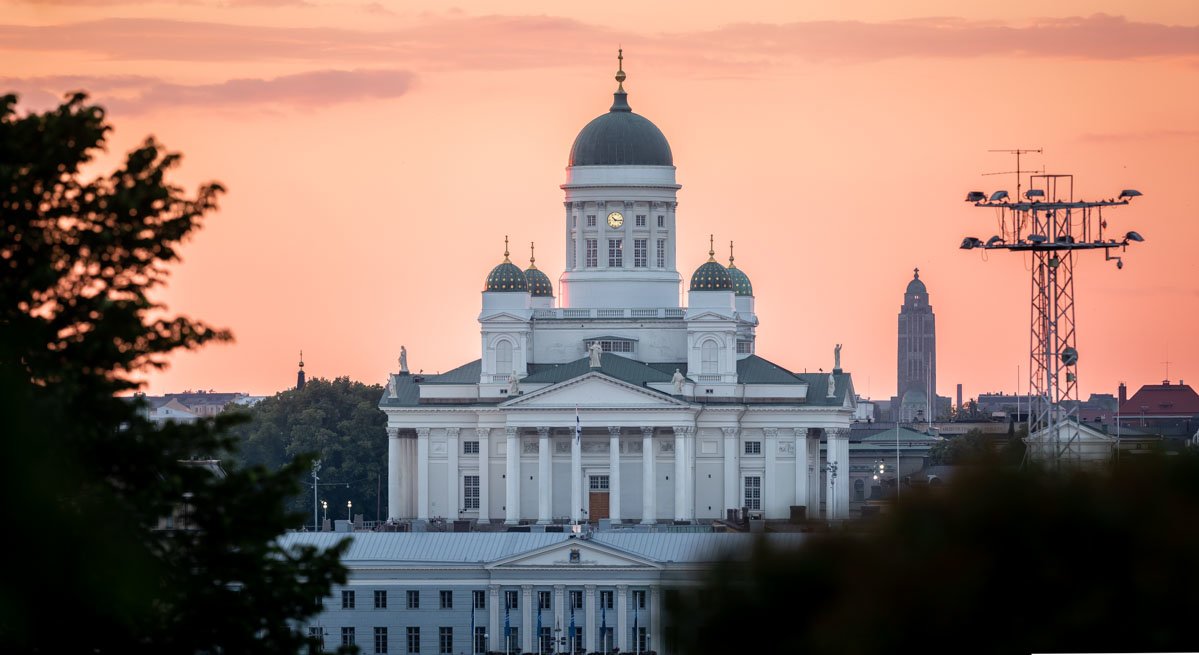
380,55 -> 856,526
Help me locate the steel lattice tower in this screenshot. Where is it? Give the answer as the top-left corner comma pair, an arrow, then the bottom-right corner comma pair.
961,173 -> 1144,467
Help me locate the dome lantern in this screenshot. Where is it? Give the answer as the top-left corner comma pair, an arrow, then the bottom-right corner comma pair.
567,50 -> 674,167
484,235 -> 529,292
689,235 -> 734,291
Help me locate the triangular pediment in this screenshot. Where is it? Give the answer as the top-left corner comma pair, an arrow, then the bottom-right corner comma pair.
502,372 -> 689,408
686,310 -> 735,322
487,538 -> 660,570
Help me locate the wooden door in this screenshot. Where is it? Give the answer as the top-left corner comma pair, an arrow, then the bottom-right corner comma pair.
589,491 -> 609,522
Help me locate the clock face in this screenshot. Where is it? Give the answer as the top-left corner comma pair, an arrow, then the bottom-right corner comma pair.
606,211 -> 624,228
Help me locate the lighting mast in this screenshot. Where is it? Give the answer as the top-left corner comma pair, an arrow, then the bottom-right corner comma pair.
960,164 -> 1144,467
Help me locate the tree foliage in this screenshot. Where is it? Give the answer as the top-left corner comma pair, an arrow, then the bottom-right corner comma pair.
929,426 -> 1025,466
228,376 -> 388,524
0,92 -> 348,653
666,454 -> 1199,655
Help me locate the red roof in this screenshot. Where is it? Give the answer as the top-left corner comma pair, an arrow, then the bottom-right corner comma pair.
1118,382 -> 1199,416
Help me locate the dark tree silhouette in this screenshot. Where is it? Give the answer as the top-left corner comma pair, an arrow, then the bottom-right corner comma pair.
0,92 -> 349,653
667,454 -> 1199,655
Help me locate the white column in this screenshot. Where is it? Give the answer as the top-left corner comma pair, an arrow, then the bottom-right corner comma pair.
650,586 -> 662,655
571,428 -> 582,524
808,432 -> 821,519
684,427 -> 696,520
794,428 -> 809,513
763,428 -> 778,518
505,426 -> 519,524
537,427 -> 552,524
721,427 -> 737,514
522,585 -> 533,653
406,437 -> 417,518
641,427 -> 656,524
477,427 -> 491,523
616,584 -> 629,652
489,585 -> 500,652
608,426 -> 622,524
447,427 -> 460,518
387,427 -> 402,520
833,428 -> 851,519
673,427 -> 687,521
554,584 -> 566,649
584,585 -> 596,653
416,428 -> 430,520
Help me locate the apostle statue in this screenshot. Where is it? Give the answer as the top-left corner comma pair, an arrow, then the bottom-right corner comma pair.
387,373 -> 397,398
834,343 -> 842,371
399,345 -> 409,374
507,371 -> 520,395
827,372 -> 837,398
588,342 -> 603,368
672,368 -> 686,394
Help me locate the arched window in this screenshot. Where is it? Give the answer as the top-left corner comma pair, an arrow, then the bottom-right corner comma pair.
853,479 -> 865,502
701,340 -> 719,375
495,340 -> 513,375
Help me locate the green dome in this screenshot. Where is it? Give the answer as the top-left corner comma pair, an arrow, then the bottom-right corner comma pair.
728,264 -> 753,297
485,261 -> 528,292
524,266 -> 553,297
690,260 -> 733,291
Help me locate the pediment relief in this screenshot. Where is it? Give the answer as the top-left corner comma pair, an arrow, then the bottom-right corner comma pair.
501,374 -> 687,409
488,539 -> 659,570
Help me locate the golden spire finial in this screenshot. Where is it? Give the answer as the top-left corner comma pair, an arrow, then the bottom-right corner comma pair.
728,240 -> 736,268
615,47 -> 626,92
299,349 -> 304,368
529,241 -> 537,269
503,235 -> 510,263
708,234 -> 716,262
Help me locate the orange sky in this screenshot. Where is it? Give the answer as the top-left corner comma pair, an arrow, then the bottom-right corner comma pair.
3,1 -> 1197,402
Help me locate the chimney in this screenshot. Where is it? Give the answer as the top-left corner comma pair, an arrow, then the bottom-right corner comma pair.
956,384 -> 963,414
1118,382 -> 1127,405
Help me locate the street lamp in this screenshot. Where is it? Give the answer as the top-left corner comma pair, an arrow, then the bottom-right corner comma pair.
321,500 -> 328,529
347,500 -> 353,522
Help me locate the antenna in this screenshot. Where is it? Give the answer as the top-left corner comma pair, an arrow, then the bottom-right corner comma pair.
960,166 -> 1145,468
984,148 -> 1042,203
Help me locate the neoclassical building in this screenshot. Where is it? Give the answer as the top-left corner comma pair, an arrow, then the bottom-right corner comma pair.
381,55 -> 855,525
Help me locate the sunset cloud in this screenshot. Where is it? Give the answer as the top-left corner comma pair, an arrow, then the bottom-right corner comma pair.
2,69 -> 414,113
0,14 -> 1193,69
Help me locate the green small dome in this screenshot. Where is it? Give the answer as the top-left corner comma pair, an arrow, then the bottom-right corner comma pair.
524,266 -> 553,297
728,264 -> 753,297
485,261 -> 528,292
690,260 -> 733,291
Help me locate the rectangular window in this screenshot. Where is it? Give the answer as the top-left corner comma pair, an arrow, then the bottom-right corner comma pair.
657,214 -> 665,228
463,475 -> 480,510
737,341 -> 753,354
585,239 -> 597,267
406,627 -> 420,654
505,590 -> 519,610
635,214 -> 646,226
342,590 -> 355,609
633,589 -> 646,609
637,627 -> 649,652
656,239 -> 666,268
507,628 -> 519,653
308,626 -> 323,653
342,626 -> 356,648
538,590 -> 551,610
463,440 -> 479,454
375,589 -> 387,609
601,627 -> 615,652
540,626 -> 553,653
572,214 -> 577,227
474,626 -> 487,654
634,238 -> 647,268
586,214 -> 596,227
589,475 -> 609,491
573,629 -> 584,654
569,240 -> 576,268
744,441 -> 762,455
439,627 -> 453,654
570,590 -> 583,609
744,476 -> 762,511
407,590 -> 420,609
375,627 -> 389,654
473,590 -> 486,610
608,239 -> 623,267
600,590 -> 614,609
440,590 -> 453,609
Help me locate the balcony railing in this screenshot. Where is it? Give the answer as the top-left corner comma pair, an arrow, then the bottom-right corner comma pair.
532,308 -> 685,320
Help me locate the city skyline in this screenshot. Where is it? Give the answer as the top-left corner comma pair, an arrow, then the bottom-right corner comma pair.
3,1 -> 1196,399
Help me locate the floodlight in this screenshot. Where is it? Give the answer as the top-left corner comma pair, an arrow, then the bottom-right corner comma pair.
989,190 -> 1009,202
960,237 -> 982,250
1118,189 -> 1142,199
965,191 -> 987,202
1124,231 -> 1144,242
1025,189 -> 1045,199
1027,234 -> 1047,244
986,236 -> 1004,247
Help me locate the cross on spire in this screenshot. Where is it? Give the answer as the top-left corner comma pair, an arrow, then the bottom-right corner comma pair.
529,241 -> 537,269
913,267 -> 920,279
708,234 -> 716,262
503,235 -> 510,262
729,240 -> 736,267
615,47 -> 625,92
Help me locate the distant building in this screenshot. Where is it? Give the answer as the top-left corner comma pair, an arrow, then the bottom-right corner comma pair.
1117,380 -> 1199,443
291,531 -> 804,655
135,391 -> 262,424
889,269 -> 950,422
